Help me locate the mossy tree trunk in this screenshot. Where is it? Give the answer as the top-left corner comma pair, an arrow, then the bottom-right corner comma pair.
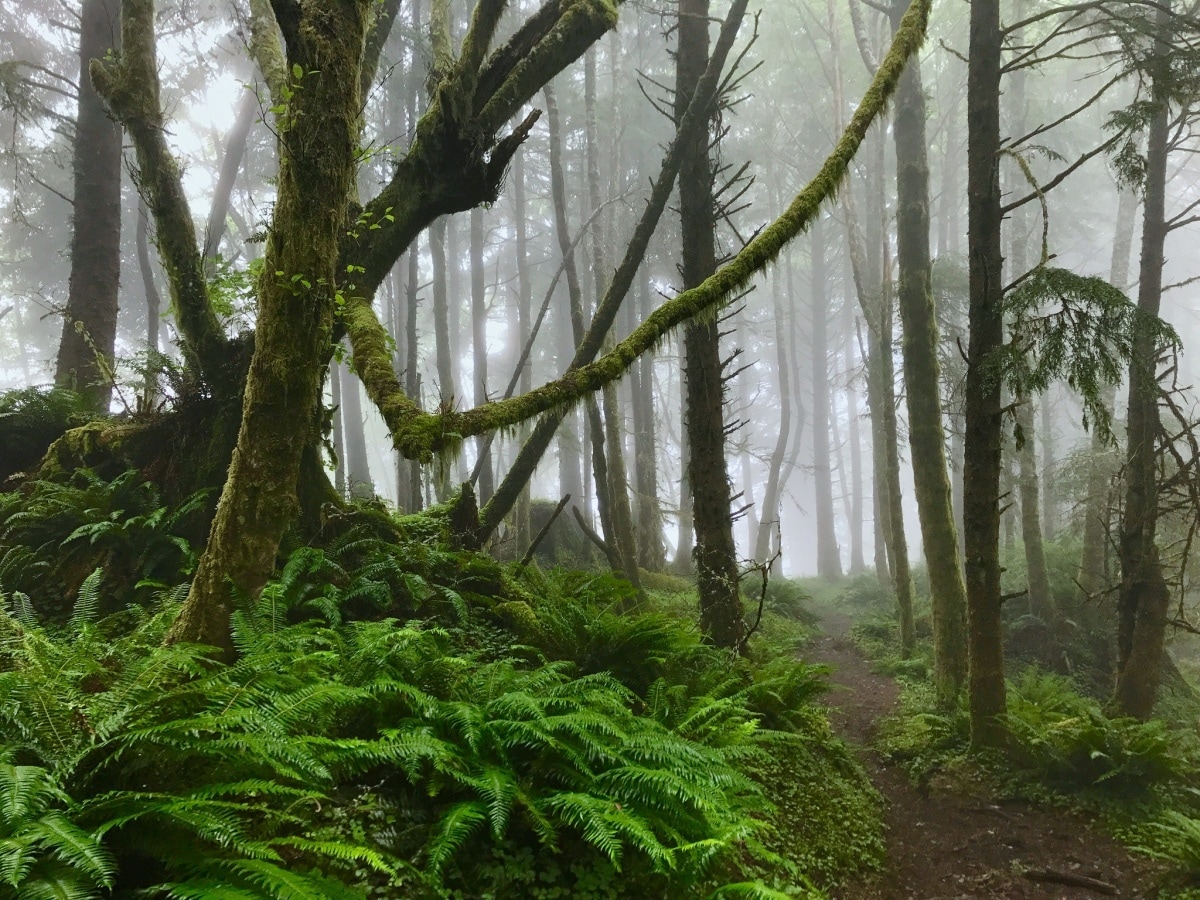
1113,9 -> 1172,719
166,0 -> 369,651
891,0 -> 968,702
964,0 -> 1008,748
56,0 -> 123,411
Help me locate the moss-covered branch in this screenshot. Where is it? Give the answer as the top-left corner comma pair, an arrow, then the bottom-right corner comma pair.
343,0 -> 621,303
368,0 -> 930,462
91,0 -> 228,388
247,0 -> 288,107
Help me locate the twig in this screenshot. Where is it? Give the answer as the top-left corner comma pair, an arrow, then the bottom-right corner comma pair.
1022,869 -> 1117,895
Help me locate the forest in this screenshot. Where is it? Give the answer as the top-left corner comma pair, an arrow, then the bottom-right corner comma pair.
1,0 -> 1200,895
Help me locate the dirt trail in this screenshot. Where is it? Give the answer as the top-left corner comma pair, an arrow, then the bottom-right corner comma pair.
811,611 -> 1164,899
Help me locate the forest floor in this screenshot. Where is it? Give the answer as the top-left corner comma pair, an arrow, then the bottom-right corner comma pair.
812,610 -> 1167,899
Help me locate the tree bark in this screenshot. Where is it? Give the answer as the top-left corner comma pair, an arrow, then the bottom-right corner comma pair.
754,263 -> 794,564
56,0 -> 123,410
470,207 -> 494,502
167,0 -> 368,652
633,275 -> 666,570
964,0 -> 1008,747
677,0 -> 742,650
891,0 -> 968,700
1113,6 -> 1172,719
340,357 -> 374,498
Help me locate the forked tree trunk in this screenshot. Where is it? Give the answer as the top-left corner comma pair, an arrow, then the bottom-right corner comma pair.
754,263 -> 793,564
168,0 -> 369,652
891,0 -> 968,700
56,0 -> 123,410
470,208 -> 494,502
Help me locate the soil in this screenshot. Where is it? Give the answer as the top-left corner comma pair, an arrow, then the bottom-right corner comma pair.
811,610 -> 1167,899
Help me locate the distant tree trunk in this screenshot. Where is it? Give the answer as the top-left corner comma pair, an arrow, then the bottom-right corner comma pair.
470,207 -> 494,503
136,203 -> 160,353
1113,10 -> 1172,719
330,360 -> 347,496
1040,392 -> 1056,540
339,357 -> 373,498
678,0 -> 742,650
56,0 -> 123,410
633,275 -> 666,570
202,88 -> 258,268
964,0 -> 1008,747
1076,186 -> 1136,604
403,243 -> 423,512
586,48 -> 640,589
672,395 -> 695,572
429,218 -> 453,501
878,274 -> 916,656
754,264 -> 793,564
512,150 -> 533,551
891,0 -> 968,701
811,215 -> 842,579
842,261 -> 867,573
1016,395 -> 1053,617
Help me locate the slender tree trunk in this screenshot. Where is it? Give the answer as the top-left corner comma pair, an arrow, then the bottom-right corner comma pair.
1016,396 -> 1053,617
964,0 -> 1008,747
843,263 -> 867,574
812,214 -> 843,579
404,243 -> 423,511
136,197 -> 162,404
470,207 -> 494,502
202,88 -> 258,268
512,150 -> 533,551
1040,392 -> 1056,540
330,360 -> 347,495
429,218 -> 453,501
633,275 -> 666,570
754,264 -> 793,564
678,0 -> 742,650
340,357 -> 373,497
1076,186 -> 1137,604
56,0 -> 123,410
1113,10 -> 1172,718
891,0 -> 968,699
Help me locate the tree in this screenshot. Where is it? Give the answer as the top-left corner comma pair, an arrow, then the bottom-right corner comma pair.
890,0 -> 968,703
964,0 -> 1007,748
87,0 -> 932,652
55,0 -> 123,410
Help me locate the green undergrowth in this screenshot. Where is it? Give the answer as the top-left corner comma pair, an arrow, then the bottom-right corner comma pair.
847,596 -> 1200,893
0,469 -> 883,898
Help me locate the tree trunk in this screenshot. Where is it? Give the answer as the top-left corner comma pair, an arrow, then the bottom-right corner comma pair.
136,197 -> 162,404
512,149 -> 533,551
754,263 -> 793,564
964,0 -> 1008,747
1113,10 -> 1172,719
202,87 -> 258,268
1016,396 -> 1053,618
891,0 -> 968,700
168,0 -> 368,653
812,214 -> 843,580
843,260 -> 867,574
633,275 -> 666,570
330,360 -> 347,495
340,357 -> 373,498
56,0 -> 123,410
470,207 -> 494,503
1076,186 -> 1137,604
677,0 -> 742,650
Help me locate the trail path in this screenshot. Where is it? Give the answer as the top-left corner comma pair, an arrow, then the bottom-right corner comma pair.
811,610 -> 1164,899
